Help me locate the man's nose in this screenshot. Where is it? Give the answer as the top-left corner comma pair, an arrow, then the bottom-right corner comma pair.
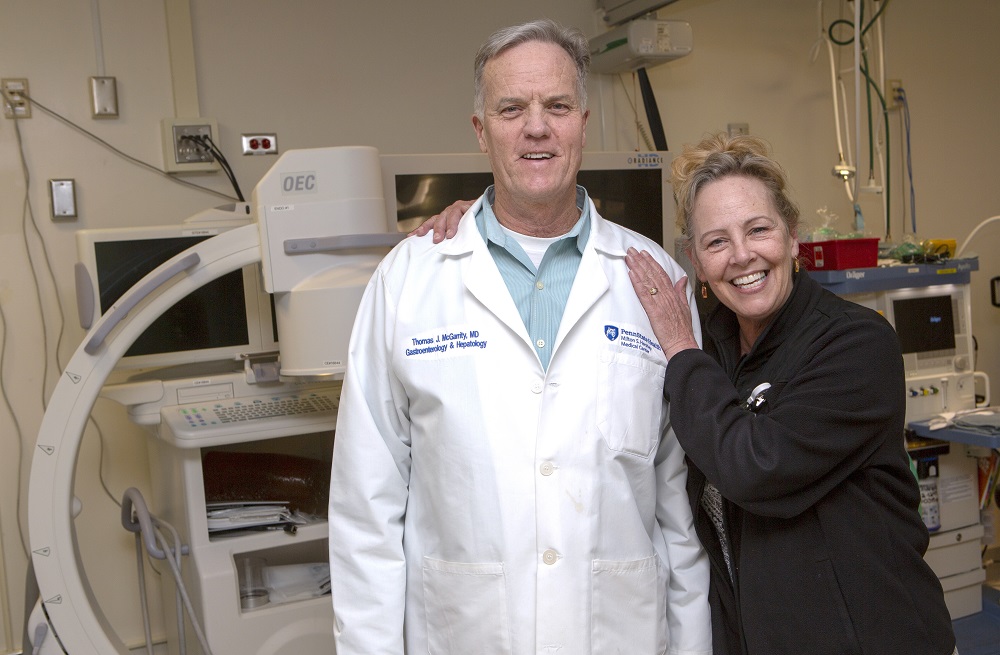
523,106 -> 551,137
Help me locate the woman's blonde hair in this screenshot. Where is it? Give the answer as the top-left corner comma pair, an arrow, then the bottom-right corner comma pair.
672,133 -> 800,249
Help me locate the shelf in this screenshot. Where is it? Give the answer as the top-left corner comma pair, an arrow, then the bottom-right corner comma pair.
809,257 -> 979,295
209,521 -> 329,549
908,419 -> 1000,449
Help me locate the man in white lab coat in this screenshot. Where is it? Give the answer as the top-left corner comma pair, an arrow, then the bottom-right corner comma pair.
328,18 -> 712,655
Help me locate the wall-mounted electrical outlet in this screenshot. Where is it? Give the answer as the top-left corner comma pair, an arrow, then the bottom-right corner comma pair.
727,122 -> 749,137
161,117 -> 220,173
241,133 -> 278,156
2,78 -> 31,118
89,76 -> 118,118
888,79 -> 904,110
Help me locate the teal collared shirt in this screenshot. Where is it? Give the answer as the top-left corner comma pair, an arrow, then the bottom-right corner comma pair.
475,185 -> 591,370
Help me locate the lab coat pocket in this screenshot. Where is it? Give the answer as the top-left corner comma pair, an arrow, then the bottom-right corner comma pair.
422,557 -> 512,655
591,555 -> 667,655
597,351 -> 665,458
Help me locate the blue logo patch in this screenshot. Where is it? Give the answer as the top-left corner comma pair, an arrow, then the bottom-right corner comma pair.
604,325 -> 619,341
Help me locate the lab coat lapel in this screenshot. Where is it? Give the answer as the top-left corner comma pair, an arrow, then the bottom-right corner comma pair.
555,209 -> 613,346
437,200 -> 531,343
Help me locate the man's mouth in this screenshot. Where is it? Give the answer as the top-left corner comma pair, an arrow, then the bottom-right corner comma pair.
522,153 -> 553,160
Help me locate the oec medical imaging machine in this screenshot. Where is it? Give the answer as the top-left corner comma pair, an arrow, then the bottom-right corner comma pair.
27,146 -> 405,655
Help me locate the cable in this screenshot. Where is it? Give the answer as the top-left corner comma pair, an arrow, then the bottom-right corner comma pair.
183,134 -> 244,202
636,67 -> 668,151
3,88 -> 238,202
899,88 -> 916,234
3,102 -> 62,560
616,74 -> 655,151
123,489 -> 213,655
956,215 -> 1000,258
857,56 -> 891,238
826,0 -> 895,237
3,98 -> 64,406
0,300 -> 30,559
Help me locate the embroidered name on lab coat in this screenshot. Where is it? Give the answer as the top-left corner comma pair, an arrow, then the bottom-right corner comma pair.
404,326 -> 488,358
604,323 -> 662,356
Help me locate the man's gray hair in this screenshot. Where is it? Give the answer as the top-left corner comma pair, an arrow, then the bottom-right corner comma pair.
473,19 -> 591,119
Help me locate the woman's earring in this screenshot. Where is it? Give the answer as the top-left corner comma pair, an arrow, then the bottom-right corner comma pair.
794,258 -> 800,273
701,283 -> 708,299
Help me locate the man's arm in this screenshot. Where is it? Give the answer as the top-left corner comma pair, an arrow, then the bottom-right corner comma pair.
329,272 -> 411,655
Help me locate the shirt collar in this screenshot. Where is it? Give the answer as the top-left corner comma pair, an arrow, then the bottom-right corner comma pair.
476,185 -> 591,254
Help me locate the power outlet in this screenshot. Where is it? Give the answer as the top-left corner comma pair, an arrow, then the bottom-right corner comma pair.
888,79 -> 904,110
727,122 -> 749,137
161,118 -> 220,173
241,133 -> 278,156
2,78 -> 31,118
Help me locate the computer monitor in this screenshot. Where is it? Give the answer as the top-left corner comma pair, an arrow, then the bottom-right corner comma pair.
74,205 -> 278,370
850,283 -> 974,379
379,151 -> 674,247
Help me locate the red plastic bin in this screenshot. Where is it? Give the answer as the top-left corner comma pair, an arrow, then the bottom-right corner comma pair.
798,238 -> 878,271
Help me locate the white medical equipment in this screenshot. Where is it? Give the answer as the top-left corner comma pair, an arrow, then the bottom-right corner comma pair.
27,146 -> 403,654
845,281 -> 989,424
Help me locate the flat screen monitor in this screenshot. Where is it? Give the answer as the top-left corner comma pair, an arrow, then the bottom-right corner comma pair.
892,294 -> 957,356
380,151 -> 673,247
75,208 -> 278,370
852,283 -> 973,378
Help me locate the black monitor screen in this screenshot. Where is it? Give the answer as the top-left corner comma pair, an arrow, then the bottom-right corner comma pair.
94,236 -> 250,358
892,294 -> 956,354
393,168 -> 663,244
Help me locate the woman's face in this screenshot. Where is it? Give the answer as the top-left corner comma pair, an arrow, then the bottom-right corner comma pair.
688,175 -> 798,337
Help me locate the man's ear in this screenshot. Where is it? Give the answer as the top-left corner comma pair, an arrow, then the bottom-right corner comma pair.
472,115 -> 487,153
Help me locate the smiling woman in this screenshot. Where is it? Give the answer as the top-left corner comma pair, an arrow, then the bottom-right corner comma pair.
624,132 -> 957,655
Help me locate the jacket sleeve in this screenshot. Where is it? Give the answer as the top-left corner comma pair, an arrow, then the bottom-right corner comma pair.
666,315 -> 906,519
328,267 -> 411,655
655,274 -> 713,655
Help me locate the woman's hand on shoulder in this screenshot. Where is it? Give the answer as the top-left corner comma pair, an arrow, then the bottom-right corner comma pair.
407,199 -> 474,242
625,247 -> 700,360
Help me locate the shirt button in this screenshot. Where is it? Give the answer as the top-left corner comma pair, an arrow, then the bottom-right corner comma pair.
531,382 -> 543,394
542,549 -> 558,565
536,281 -> 545,290
535,339 -> 545,349
540,461 -> 554,476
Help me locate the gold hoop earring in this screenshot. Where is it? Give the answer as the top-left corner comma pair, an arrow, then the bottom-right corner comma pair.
701,283 -> 708,299
794,258 -> 800,273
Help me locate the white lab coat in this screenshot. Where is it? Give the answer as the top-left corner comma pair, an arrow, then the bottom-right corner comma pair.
329,196 -> 711,655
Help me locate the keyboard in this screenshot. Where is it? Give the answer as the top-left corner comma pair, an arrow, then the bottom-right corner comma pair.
160,387 -> 339,445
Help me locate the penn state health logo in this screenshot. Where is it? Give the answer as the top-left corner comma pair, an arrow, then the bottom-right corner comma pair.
604,325 -> 619,341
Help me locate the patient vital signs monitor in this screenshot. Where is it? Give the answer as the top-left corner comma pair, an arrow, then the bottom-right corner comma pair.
847,282 -> 980,422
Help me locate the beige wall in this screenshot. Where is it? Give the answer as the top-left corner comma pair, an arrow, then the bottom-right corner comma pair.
1,0 -> 998,651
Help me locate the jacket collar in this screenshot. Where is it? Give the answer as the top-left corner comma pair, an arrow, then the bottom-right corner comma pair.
704,269 -> 822,371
